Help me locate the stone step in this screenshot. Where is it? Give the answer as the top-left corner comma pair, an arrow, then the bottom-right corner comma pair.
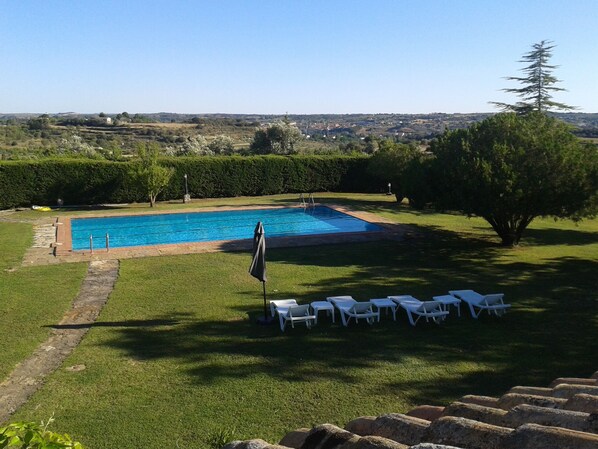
346,415 -> 465,449
552,384 -> 598,399
549,377 -> 597,388
504,404 -> 596,433
564,393 -> 598,414
457,395 -> 499,408
408,444 -> 464,449
497,393 -> 568,410
508,386 -> 553,397
345,417 -> 377,436
508,384 -> 598,400
441,402 -> 508,427
357,435 -> 411,449
300,424 -> 357,449
424,416 -> 511,449
223,369 -> 598,449
442,400 -> 598,434
223,439 -> 290,449
502,423 -> 598,449
368,414 -> 430,447
300,424 -> 409,449
279,429 -> 310,449
406,406 -> 445,421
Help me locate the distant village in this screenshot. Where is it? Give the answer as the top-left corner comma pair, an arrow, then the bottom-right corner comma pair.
2,112 -> 598,142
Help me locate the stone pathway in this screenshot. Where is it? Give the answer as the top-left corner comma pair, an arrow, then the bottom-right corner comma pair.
0,259 -> 119,424
0,214 -> 61,266
31,222 -> 57,248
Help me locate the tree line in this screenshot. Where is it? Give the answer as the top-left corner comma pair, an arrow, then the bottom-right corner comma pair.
369,41 -> 598,246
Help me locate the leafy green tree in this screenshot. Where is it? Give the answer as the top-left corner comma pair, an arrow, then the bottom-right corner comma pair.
249,118 -> 302,154
27,115 -> 51,130
367,140 -> 421,202
208,135 -> 235,155
338,141 -> 366,154
58,135 -> 99,158
492,40 -> 575,113
363,135 -> 379,154
132,113 -> 152,123
429,112 -> 598,246
115,112 -> 131,123
168,135 -> 210,156
99,141 -> 123,161
130,143 -> 174,207
402,154 -> 435,209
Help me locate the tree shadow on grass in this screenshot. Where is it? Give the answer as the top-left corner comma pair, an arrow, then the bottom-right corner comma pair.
46,318 -> 183,330
99,311 -> 485,386
258,224 -> 503,284
234,224 -> 596,321
95,232 -> 597,405
95,291 -> 596,402
69,212 -> 597,411
274,195 -> 468,220
517,227 -> 598,246
378,306 -> 598,405
53,204 -> 129,213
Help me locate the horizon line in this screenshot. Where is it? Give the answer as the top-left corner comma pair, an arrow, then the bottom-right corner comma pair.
2,110 -> 595,116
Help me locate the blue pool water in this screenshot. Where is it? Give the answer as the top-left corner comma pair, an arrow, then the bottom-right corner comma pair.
70,206 -> 382,250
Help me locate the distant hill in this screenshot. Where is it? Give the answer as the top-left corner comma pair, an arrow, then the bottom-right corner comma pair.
2,112 -> 597,140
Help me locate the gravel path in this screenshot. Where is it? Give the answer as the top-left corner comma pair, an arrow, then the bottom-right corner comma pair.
0,259 -> 119,424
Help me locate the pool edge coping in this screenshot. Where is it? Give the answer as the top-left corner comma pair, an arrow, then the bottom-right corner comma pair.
51,203 -> 404,263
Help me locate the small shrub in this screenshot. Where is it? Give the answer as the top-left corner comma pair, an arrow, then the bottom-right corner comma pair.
205,427 -> 235,449
0,418 -> 85,449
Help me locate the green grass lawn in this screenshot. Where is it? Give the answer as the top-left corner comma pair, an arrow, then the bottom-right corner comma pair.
0,222 -> 87,380
5,194 -> 598,449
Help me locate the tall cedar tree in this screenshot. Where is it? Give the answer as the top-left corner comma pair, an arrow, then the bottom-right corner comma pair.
491,40 -> 575,113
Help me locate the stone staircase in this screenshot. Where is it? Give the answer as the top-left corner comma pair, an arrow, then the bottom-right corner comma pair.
224,370 -> 598,449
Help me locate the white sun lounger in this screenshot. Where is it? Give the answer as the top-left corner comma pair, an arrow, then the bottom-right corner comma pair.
270,299 -> 299,317
271,302 -> 316,332
282,304 -> 317,331
388,295 -> 449,326
448,290 -> 511,318
369,298 -> 399,321
326,296 -> 380,326
432,294 -> 462,317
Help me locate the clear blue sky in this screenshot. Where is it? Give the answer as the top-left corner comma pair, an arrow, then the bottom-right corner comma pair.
1,0 -> 597,114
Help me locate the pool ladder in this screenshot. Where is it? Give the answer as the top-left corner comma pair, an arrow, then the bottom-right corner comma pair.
89,233 -> 110,253
299,193 -> 315,208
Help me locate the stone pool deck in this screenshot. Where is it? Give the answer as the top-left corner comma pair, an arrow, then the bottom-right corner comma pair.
22,204 -> 410,266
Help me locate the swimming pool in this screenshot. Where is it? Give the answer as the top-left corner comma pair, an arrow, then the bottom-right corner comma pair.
70,206 -> 383,250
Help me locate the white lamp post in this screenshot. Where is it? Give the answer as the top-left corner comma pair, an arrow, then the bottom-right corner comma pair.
183,174 -> 190,203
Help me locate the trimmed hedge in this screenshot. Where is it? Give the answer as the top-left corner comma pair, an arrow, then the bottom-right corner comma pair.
0,155 -> 378,209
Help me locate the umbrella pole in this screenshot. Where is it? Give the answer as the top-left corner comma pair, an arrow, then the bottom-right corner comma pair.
256,281 -> 273,325
262,281 -> 268,320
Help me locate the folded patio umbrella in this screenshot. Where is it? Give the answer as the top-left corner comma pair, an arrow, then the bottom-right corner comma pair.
249,222 -> 271,324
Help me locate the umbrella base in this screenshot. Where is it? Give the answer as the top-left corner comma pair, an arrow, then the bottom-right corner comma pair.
256,315 -> 275,325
